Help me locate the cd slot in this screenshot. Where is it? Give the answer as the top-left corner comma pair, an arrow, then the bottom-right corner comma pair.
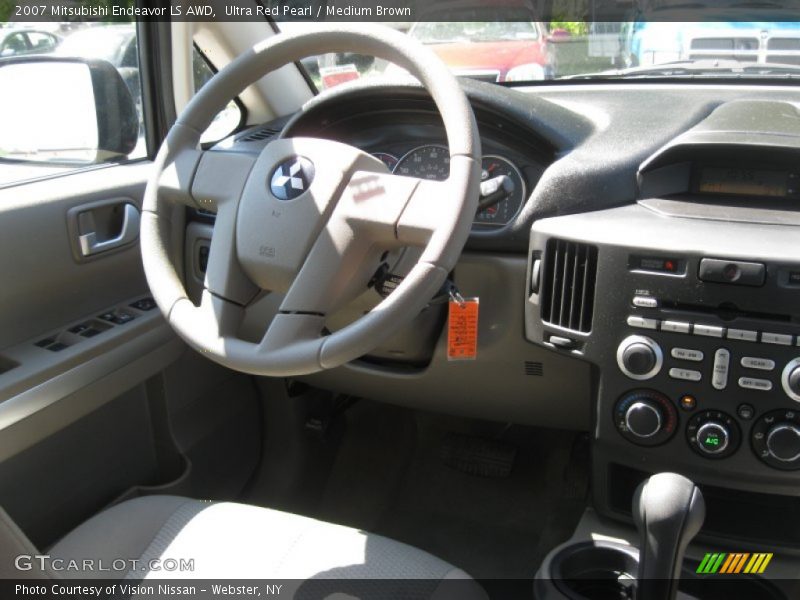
659,300 -> 792,324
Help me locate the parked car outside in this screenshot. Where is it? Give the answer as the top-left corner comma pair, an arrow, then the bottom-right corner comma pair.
0,27 -> 61,58
406,12 -> 555,82
618,18 -> 800,68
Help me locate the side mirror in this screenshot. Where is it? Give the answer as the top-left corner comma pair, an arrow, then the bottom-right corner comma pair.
0,56 -> 138,165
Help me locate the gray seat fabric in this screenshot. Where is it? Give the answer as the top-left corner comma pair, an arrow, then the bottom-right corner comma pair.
49,496 -> 487,599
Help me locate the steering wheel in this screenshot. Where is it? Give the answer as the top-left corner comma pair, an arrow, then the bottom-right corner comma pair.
141,25 -> 481,376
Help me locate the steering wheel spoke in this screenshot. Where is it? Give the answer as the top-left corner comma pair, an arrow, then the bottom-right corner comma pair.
144,117 -> 257,213
395,177 -> 447,247
259,312 -> 326,354
203,195 -> 259,306
151,148 -> 203,208
398,155 -> 481,268
142,122 -> 203,210
167,291 -> 245,362
191,150 -> 257,213
278,170 -> 419,315
198,289 -> 246,338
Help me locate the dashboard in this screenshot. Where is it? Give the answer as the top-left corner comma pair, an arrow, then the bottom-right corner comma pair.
276,82 -> 555,238
204,80 -> 800,552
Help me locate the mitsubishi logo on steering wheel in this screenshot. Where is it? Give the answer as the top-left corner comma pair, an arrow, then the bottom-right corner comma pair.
269,156 -> 315,200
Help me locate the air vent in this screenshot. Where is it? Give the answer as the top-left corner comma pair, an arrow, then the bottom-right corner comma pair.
238,126 -> 281,143
541,239 -> 598,333
524,361 -> 544,376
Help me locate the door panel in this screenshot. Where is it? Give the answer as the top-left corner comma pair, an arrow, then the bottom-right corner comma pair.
0,163 -> 263,549
0,23 -> 265,554
0,384 -> 170,548
0,164 -> 185,543
0,163 -> 153,350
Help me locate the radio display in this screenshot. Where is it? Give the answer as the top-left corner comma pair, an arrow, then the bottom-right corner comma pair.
698,167 -> 792,198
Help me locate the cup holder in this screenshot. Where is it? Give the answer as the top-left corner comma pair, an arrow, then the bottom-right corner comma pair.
536,540 -> 639,600
534,540 -> 787,600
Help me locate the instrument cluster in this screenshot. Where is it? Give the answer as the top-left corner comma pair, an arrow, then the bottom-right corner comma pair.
369,144 -> 528,227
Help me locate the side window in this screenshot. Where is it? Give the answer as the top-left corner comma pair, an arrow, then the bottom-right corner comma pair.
26,32 -> 57,53
193,47 -> 243,145
0,22 -> 145,187
0,32 -> 29,56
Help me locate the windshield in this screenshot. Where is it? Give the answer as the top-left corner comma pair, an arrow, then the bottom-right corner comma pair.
283,18 -> 800,89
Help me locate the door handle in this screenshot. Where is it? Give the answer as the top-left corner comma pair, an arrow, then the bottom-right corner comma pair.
78,203 -> 140,257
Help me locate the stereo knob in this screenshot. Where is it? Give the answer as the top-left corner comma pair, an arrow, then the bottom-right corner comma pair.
782,361 -> 800,401
625,401 -> 663,439
786,367 -> 800,396
617,335 -> 663,380
695,422 -> 729,456
790,369 -> 800,395
766,424 -> 800,463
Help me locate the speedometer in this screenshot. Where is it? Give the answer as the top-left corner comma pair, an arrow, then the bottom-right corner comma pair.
393,144 -> 526,226
394,144 -> 450,180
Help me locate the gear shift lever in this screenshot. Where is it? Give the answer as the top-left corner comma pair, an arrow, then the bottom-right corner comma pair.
632,472 -> 705,600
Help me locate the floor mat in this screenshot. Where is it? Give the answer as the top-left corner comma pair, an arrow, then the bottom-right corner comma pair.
302,401 -> 589,581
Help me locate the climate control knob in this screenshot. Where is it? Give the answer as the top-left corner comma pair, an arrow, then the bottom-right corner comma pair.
753,410 -> 800,470
625,401 -> 663,439
687,410 -> 740,459
617,335 -> 663,380
766,424 -> 800,463
614,390 -> 677,446
695,421 -> 730,456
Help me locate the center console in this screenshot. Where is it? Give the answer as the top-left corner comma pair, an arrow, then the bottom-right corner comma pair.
524,99 -> 800,599
524,200 -> 800,549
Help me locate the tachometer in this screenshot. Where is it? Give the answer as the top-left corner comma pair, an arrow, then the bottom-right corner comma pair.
371,152 -> 399,171
475,155 -> 526,226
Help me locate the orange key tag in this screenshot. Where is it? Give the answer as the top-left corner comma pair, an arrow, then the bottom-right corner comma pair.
447,297 -> 479,361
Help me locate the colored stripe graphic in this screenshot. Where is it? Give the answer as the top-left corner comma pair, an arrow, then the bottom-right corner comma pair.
697,553 -> 726,574
733,553 -> 749,573
697,552 -> 773,575
718,554 -> 734,574
696,553 -> 713,573
719,553 -> 736,573
744,553 -> 774,574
